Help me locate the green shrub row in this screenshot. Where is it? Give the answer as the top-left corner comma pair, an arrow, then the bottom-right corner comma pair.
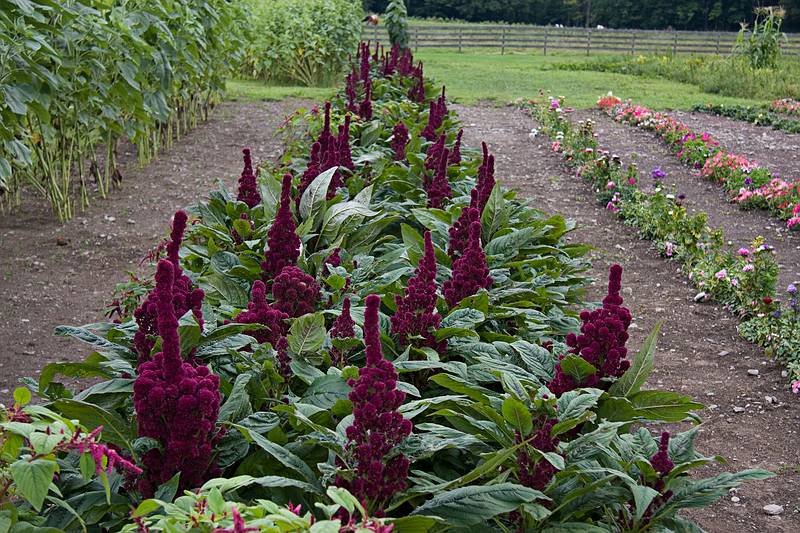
0,0 -> 245,221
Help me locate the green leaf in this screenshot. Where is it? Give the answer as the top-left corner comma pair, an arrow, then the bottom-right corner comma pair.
556,389 -> 603,421
49,399 -> 134,449
10,459 -> 57,512
410,483 -> 545,526
154,473 -> 180,503
628,391 -> 704,422
502,397 -> 533,435
132,499 -> 162,518
558,355 -> 597,384
219,373 -> 253,423
300,166 -> 337,223
480,184 -> 508,241
609,323 -> 661,398
301,374 -> 351,409
631,484 -> 659,522
388,516 -> 439,533
13,388 -> 30,406
441,308 -> 485,329
288,313 -> 326,354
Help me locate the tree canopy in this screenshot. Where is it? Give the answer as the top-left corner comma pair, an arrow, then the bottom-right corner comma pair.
364,1 -> 800,32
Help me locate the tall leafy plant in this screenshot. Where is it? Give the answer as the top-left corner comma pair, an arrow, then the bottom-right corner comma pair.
385,0 -> 410,49
735,6 -> 787,69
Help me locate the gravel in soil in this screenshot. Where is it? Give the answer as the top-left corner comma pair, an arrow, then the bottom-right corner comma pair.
455,103 -> 800,532
0,100 -> 301,394
575,109 -> 800,293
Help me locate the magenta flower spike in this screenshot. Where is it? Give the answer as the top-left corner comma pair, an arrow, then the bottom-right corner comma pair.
516,419 -> 560,490
391,231 -> 446,354
443,221 -> 492,307
134,211 -> 204,360
234,280 -> 288,347
236,148 -> 261,208
359,79 -> 373,121
426,147 -> 453,209
391,122 -> 410,161
548,264 -> 632,395
272,265 -> 320,318
133,260 -> 220,497
449,129 -> 463,165
447,190 -> 481,259
261,174 -> 301,281
336,294 -> 412,511
330,297 -> 356,367
476,142 -> 496,212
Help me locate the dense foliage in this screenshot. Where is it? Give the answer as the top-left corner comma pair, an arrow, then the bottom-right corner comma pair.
242,0 -> 363,86
385,0 -> 411,49
734,6 -> 787,69
0,0 -> 244,221
363,0 -> 800,31
0,44 -> 772,531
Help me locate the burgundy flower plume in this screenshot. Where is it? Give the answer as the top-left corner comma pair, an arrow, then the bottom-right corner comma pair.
134,211 -> 204,360
516,419 -> 560,490
425,147 -> 452,209
133,260 -> 220,497
261,174 -> 300,280
236,148 -> 261,208
272,266 -> 320,318
443,221 -> 492,307
391,231 -> 446,354
548,264 -> 632,395
336,294 -> 412,512
330,297 -> 357,367
234,280 -> 288,347
391,122 -> 409,161
476,142 -> 496,212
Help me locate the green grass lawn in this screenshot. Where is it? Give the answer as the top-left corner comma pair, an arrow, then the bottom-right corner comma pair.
415,50 -> 766,108
226,51 -> 768,109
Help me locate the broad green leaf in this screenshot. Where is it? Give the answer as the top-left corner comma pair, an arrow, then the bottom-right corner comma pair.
300,166 -> 337,223
609,323 -> 661,397
502,397 -> 533,435
410,483 -> 545,526
10,459 -> 57,511
288,313 -> 326,354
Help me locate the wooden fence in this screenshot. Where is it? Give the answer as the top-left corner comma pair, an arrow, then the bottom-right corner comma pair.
365,24 -> 800,56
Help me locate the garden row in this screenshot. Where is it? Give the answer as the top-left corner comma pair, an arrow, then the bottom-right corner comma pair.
0,0 -> 244,221
598,96 -> 800,228
1,44 -> 771,531
693,101 -> 800,134
527,97 -> 800,385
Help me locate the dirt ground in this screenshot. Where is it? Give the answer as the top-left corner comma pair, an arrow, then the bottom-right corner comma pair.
455,104 -> 800,532
0,100 -> 300,394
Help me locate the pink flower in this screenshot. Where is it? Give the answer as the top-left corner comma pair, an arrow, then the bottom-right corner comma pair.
715,269 -> 727,280
443,222 -> 492,307
742,264 -> 754,272
606,181 -> 616,190
731,278 -> 739,287
738,248 -> 750,257
792,380 -> 800,394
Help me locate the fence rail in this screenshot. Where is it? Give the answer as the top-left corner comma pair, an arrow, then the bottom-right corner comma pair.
366,24 -> 800,56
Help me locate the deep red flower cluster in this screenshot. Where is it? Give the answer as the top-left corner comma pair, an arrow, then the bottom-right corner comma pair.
261,174 -> 301,280
133,260 -> 220,497
337,294 -> 412,511
516,419 -> 560,490
359,42 -> 371,84
476,142 -> 496,211
424,134 -> 446,172
345,66 -> 359,114
272,266 -> 320,318
299,103 -> 351,200
548,264 -> 632,395
424,146 -> 453,209
236,148 -> 261,208
650,432 -> 675,475
359,78 -> 374,121
234,280 -> 288,347
443,221 -> 492,307
391,122 -> 409,161
421,87 -> 447,141
391,231 -> 446,354
134,211 -> 204,360
231,213 -> 254,245
324,247 -> 342,274
449,129 -> 463,165
447,190 -> 481,259
330,297 -> 356,367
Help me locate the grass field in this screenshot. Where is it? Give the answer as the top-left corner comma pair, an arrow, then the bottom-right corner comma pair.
227,51 -> 768,109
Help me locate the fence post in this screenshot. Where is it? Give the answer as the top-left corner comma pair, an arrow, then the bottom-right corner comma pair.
631,31 -> 636,55
373,24 -> 378,43
673,31 -> 677,55
716,34 -> 721,54
586,29 -> 591,56
544,27 -> 549,56
458,27 -> 463,53
415,27 -> 419,52
501,28 -> 506,55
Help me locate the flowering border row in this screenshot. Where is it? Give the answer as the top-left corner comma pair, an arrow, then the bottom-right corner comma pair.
529,98 -> 800,384
598,96 -> 800,228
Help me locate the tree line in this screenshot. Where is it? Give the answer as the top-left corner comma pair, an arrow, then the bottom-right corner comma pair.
362,1 -> 800,32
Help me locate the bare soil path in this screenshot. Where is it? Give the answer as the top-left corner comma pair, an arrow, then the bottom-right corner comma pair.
456,103 -> 800,533
0,100 -> 300,393
577,109 -> 800,293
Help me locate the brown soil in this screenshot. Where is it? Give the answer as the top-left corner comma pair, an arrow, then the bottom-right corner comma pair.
456,104 -> 800,532
0,100 -> 300,394
575,109 -> 800,291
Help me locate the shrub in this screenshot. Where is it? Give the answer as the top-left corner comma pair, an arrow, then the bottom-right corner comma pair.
242,0 -> 363,86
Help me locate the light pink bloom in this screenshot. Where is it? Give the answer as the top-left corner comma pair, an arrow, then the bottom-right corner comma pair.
715,269 -> 727,280
743,264 -> 754,272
